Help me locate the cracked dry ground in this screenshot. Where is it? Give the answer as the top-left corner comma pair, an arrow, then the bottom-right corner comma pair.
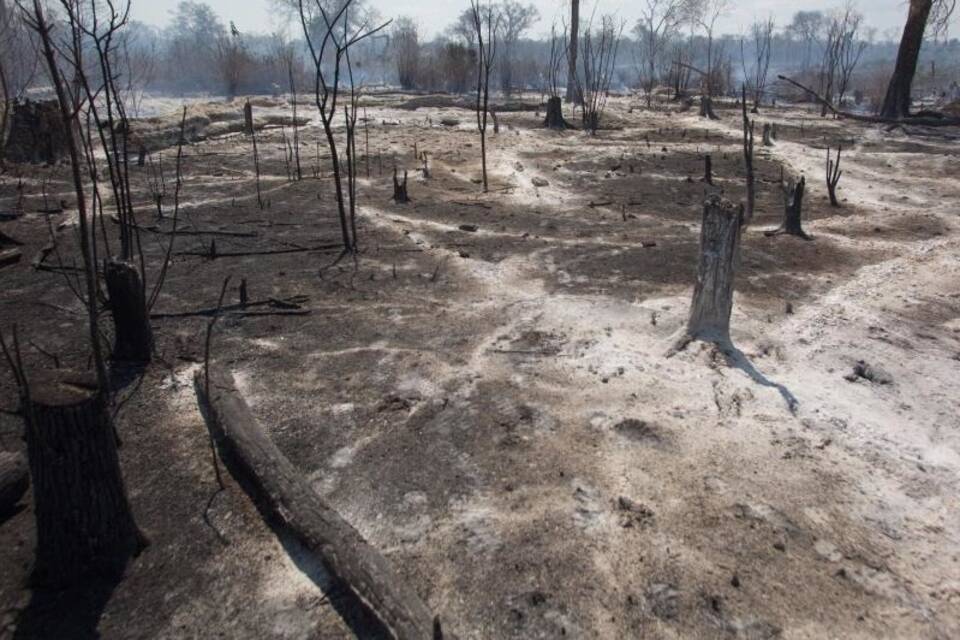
1,96 -> 959,639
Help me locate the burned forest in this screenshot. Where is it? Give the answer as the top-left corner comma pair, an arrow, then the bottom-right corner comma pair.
1,0 -> 960,638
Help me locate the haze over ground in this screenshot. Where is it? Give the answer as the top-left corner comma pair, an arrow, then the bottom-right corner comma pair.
130,0 -> 933,41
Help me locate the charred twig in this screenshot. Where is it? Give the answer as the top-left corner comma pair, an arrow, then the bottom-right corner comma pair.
151,295 -> 310,320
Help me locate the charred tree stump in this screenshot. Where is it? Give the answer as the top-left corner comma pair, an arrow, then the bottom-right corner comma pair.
0,451 -> 29,514
762,123 -> 774,146
704,155 -> 713,185
826,146 -> 842,207
104,259 -> 153,362
699,96 -> 719,120
194,367 -> 445,640
766,172 -> 813,240
23,370 -> 142,586
3,100 -> 68,165
136,145 -> 147,167
392,168 -> 410,203
669,195 -> 744,355
543,97 -> 570,130
243,100 -> 254,135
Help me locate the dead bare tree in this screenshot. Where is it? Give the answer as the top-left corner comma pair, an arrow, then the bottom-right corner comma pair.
10,0 -> 146,587
297,0 -> 390,253
634,0 -> 684,108
470,0 -> 499,192
741,85 -> 755,224
826,146 -> 842,207
740,17 -> 774,113
574,12 -> 623,134
543,22 -> 571,129
834,4 -> 868,107
275,33 -> 303,180
566,0 -> 579,102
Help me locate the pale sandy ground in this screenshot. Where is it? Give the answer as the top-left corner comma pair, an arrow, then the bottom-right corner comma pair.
142,96 -> 960,638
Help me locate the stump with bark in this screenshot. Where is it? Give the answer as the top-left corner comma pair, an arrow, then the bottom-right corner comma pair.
543,96 -> 570,130
392,168 -> 410,203
766,172 -> 813,240
699,96 -> 719,120
669,195 -> 744,354
23,370 -> 142,586
105,259 -> 153,362
0,451 -> 28,514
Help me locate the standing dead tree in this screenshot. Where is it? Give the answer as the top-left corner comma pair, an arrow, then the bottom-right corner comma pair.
881,0 -> 956,119
543,23 -> 571,129
740,17 -> 774,113
766,169 -> 812,240
741,86 -> 755,224
826,146 -> 842,207
8,0 -> 150,587
470,0 -> 499,192
297,0 -> 390,253
668,195 -> 745,355
634,0 -> 683,108
574,13 -> 623,134
566,0 -> 579,102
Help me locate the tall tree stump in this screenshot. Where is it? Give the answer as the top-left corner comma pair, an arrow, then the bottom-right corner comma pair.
105,259 -> 153,362
704,155 -> 713,185
0,451 -> 29,514
543,97 -> 570,130
766,173 -> 813,240
243,101 -> 254,135
670,195 -> 744,354
23,370 -> 142,586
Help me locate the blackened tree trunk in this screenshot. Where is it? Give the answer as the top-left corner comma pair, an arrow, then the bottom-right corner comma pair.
243,100 -> 254,135
669,196 -> 743,355
23,370 -> 142,586
704,155 -> 713,185
566,0 -> 579,103
392,168 -> 409,203
881,0 -> 934,119
105,259 -> 153,362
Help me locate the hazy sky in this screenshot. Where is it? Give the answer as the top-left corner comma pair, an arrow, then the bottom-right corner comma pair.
130,1 -> 924,40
